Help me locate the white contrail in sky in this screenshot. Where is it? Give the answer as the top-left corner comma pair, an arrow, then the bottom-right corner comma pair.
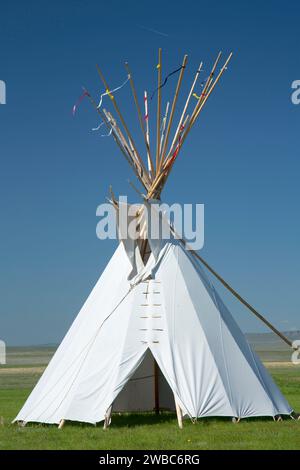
137,24 -> 169,37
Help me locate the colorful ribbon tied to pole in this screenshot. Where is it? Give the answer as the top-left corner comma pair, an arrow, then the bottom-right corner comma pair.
168,124 -> 185,166
72,89 -> 90,116
193,92 -> 206,100
96,75 -> 130,109
151,65 -> 185,100
92,121 -> 113,137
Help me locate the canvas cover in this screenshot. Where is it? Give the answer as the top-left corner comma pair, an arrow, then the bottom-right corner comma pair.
14,236 -> 292,424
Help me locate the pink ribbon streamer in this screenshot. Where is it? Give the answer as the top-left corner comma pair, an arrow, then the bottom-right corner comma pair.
72,89 -> 90,116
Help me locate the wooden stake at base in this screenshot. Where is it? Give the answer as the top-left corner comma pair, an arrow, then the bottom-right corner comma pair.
58,419 -> 65,429
175,397 -> 183,429
103,405 -> 112,430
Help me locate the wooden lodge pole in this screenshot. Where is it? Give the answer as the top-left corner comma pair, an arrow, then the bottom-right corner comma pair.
135,194 -> 295,350
156,48 -> 162,174
147,112 -> 190,200
85,91 -> 148,191
146,54 -> 189,196
103,109 -> 148,191
189,248 -> 293,348
167,61 -> 203,163
191,53 -> 233,128
96,64 -> 151,189
125,61 -> 155,176
153,54 -> 233,195
173,51 -> 223,158
159,102 -> 170,160
158,54 -> 188,171
144,91 -> 151,174
147,53 -> 232,199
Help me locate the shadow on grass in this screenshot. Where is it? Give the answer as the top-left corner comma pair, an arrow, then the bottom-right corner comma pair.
19,412 -> 177,429
107,412 -> 178,428
22,412 -> 289,431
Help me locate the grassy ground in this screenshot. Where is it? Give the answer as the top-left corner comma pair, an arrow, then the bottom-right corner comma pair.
0,370 -> 299,450
0,348 -> 299,450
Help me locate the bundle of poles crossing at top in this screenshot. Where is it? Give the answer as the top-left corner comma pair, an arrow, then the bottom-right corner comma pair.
84,49 -> 233,200
80,49 -> 297,350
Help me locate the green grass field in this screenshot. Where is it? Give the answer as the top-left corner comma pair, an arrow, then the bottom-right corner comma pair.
0,347 -> 299,450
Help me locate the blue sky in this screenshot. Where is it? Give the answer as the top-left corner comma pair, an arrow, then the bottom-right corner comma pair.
0,0 -> 299,345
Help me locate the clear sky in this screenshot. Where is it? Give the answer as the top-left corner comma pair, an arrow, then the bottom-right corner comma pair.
0,0 -> 299,345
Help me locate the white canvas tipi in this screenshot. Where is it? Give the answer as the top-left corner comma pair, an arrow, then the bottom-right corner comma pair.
15,50 -> 294,427
14,202 -> 293,426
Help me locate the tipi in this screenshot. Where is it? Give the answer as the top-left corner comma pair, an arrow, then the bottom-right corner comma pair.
15,50 -> 295,428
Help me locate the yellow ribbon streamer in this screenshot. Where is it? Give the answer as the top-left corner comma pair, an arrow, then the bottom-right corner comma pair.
106,89 -> 114,100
